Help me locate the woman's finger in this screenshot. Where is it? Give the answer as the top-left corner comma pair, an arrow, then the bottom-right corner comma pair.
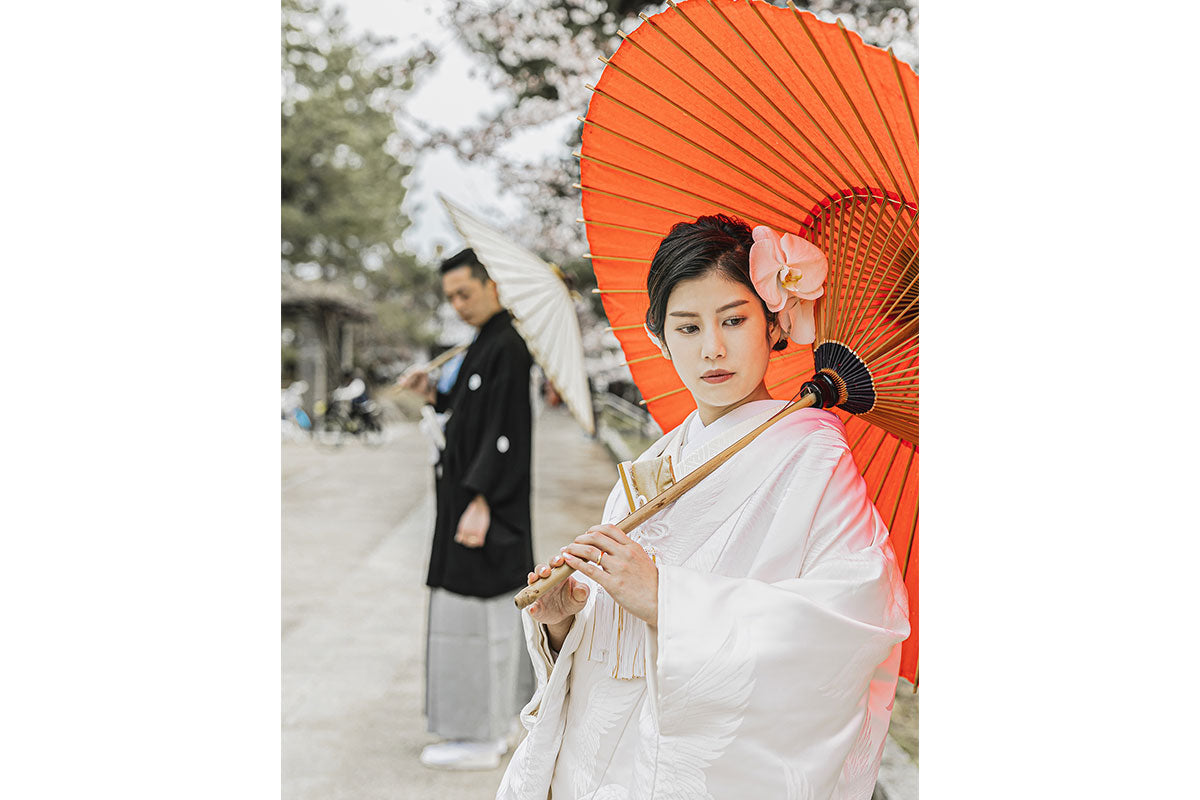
562,542 -> 605,565
589,524 -> 634,546
573,531 -> 620,553
562,552 -> 611,590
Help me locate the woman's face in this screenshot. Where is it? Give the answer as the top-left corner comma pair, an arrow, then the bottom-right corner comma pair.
661,271 -> 779,425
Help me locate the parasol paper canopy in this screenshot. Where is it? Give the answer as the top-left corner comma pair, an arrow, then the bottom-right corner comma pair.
441,195 -> 596,437
578,0 -> 917,682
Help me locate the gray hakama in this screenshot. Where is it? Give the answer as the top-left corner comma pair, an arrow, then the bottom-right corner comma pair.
425,587 -> 535,741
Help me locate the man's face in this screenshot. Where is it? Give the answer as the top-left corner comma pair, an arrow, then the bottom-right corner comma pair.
442,266 -> 501,328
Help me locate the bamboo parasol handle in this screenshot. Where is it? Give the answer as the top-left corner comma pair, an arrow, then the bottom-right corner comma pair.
513,392 -> 818,609
400,343 -> 469,380
384,344 -> 471,399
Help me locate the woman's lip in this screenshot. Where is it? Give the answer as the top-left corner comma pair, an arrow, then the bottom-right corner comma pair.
701,372 -> 733,384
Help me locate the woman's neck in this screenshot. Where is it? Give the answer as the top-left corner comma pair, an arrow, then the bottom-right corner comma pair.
696,382 -> 773,426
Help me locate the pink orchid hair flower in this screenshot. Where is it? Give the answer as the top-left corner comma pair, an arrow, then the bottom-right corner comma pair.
749,226 -> 828,345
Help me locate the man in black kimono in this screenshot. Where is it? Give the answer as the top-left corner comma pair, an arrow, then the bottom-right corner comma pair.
401,248 -> 535,770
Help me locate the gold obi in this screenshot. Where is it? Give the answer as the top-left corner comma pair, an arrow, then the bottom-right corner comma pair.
616,454 -> 676,512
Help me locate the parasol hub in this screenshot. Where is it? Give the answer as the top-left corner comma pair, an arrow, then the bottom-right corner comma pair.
804,341 -> 877,415
799,370 -> 843,410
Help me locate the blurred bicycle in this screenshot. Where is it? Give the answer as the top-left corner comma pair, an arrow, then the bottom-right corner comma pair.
316,370 -> 385,446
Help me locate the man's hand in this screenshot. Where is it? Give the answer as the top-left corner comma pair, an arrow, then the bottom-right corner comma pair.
399,370 -> 435,404
455,494 -> 490,548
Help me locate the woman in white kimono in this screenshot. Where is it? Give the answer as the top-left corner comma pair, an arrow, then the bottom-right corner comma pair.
497,215 -> 910,800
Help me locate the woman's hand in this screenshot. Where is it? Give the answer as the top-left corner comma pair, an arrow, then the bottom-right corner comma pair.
561,524 -> 659,626
526,554 -> 590,627
527,555 -> 590,652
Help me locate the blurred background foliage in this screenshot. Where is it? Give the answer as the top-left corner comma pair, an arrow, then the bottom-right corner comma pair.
282,0 -> 442,359
281,0 -> 916,363
413,0 -> 918,316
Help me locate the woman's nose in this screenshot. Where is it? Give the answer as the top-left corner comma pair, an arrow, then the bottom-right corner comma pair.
702,327 -> 726,360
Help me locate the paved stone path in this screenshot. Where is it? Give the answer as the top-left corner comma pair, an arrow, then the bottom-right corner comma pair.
283,406 -> 615,800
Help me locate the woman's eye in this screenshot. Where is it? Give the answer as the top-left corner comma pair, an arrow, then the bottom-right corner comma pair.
723,316 -> 746,327
675,324 -> 699,335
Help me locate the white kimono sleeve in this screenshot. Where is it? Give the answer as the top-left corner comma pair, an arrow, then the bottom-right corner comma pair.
648,429 -> 910,800
514,479 -> 627,727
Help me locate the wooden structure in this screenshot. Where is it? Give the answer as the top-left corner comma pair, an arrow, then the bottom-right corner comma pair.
281,275 -> 372,420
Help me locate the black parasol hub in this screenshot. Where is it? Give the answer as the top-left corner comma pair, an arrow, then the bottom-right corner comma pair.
800,341 -> 876,415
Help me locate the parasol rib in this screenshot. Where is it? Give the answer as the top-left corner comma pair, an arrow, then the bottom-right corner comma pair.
578,217 -> 666,238
854,299 -> 918,361
785,4 -> 892,195
685,0 -> 858,191
770,348 -> 811,364
585,68 -> 828,212
582,94 -> 823,213
884,442 -> 916,534
831,199 -> 886,344
745,0 -> 874,190
632,10 -> 848,197
767,369 -> 813,391
902,505 -> 919,580
716,0 -> 873,191
843,218 -> 919,348
576,182 -> 711,223
639,386 -> 688,405
579,150 -> 812,232
846,419 -> 877,454
583,253 -> 650,263
834,199 -> 909,344
870,437 -> 903,506
856,425 -> 891,477
624,353 -> 664,366
889,49 -> 919,144
836,21 -> 918,202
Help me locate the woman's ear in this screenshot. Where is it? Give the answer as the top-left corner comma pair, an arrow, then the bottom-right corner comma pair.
658,341 -> 672,361
767,315 -> 783,346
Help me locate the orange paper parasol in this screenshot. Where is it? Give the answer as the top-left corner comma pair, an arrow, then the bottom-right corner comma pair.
578,0 -> 918,683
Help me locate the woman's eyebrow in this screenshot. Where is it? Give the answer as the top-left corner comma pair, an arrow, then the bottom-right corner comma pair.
668,299 -> 749,317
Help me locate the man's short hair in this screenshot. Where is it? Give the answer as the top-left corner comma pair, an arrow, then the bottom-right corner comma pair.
439,248 -> 491,284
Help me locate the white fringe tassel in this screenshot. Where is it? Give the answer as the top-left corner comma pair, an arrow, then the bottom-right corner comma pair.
586,546 -> 656,680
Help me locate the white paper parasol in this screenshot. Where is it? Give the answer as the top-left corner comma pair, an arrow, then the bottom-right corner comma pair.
440,195 -> 596,436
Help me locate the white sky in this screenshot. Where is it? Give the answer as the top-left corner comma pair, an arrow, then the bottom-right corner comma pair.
334,0 -> 570,262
